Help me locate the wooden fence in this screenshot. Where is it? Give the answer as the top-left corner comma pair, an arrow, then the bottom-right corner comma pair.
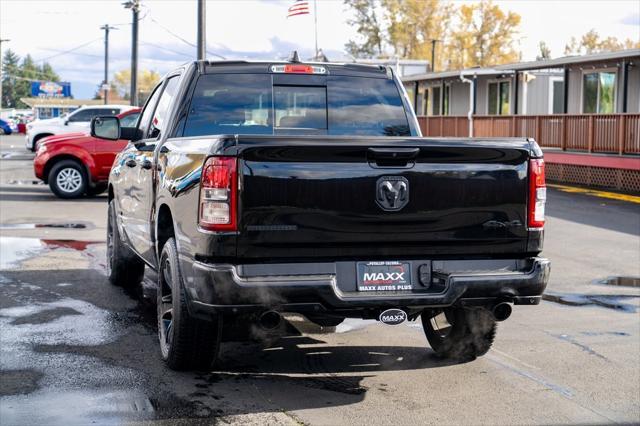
417,114 -> 640,155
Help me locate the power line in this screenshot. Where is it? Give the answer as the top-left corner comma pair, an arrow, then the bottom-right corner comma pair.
36,48 -> 102,59
140,42 -> 193,58
34,38 -> 102,62
149,14 -> 226,59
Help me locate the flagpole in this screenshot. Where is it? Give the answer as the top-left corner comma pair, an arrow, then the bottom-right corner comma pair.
314,0 -> 318,58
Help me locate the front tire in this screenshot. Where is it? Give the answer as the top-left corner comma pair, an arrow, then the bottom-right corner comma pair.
421,307 -> 496,361
157,237 -> 222,371
106,200 -> 145,288
48,160 -> 87,199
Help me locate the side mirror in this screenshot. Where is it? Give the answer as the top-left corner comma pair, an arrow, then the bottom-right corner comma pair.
64,120 -> 69,125
91,116 -> 120,140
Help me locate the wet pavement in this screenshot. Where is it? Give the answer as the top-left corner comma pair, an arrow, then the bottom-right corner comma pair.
0,133 -> 639,425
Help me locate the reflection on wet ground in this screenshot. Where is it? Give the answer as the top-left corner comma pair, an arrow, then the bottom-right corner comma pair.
543,292 -> 639,313
5,180 -> 44,185
0,223 -> 90,230
0,236 -> 102,269
598,276 -> 640,288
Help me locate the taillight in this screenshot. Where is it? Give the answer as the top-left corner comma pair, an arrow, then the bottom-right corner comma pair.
528,158 -> 546,229
199,156 -> 237,231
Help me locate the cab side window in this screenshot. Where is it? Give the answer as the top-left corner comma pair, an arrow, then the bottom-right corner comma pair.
148,76 -> 180,139
137,84 -> 164,138
120,112 -> 140,127
67,109 -> 96,122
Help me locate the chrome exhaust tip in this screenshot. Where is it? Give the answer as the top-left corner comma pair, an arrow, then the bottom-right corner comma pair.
258,310 -> 282,331
492,302 -> 512,321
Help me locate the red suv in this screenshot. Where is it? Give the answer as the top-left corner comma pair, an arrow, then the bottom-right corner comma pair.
34,108 -> 141,198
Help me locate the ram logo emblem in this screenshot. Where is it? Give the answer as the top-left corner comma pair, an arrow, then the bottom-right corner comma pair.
376,176 -> 409,211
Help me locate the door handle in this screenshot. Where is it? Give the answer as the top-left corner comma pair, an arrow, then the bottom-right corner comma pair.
140,159 -> 153,170
125,159 -> 137,168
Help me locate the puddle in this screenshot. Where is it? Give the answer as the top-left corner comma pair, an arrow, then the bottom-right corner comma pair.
0,389 -> 155,425
0,223 -> 90,230
0,370 -> 44,396
6,180 -> 44,185
0,236 -> 102,269
580,331 -> 630,337
0,298 -> 120,346
598,276 -> 640,288
543,292 -> 639,313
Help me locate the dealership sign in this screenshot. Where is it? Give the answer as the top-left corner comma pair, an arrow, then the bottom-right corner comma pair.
30,81 -> 72,98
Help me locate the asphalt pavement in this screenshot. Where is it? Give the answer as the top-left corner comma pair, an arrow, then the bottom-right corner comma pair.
1,133 -> 639,425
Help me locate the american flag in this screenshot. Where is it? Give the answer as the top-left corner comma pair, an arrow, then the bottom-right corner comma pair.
287,0 -> 310,18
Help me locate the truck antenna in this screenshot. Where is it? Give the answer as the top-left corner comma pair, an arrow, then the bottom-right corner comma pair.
288,50 -> 301,63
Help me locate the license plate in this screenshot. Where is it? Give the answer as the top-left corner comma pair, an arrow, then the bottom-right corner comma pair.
357,261 -> 412,291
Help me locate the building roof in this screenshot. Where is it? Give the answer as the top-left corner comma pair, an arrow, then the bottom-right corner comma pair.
20,98 -> 106,108
403,48 -> 640,83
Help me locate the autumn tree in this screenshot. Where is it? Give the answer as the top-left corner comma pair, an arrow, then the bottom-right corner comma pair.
344,0 -> 521,71
111,69 -> 161,105
445,0 -> 521,69
564,29 -> 640,55
384,0 -> 453,69
344,0 -> 385,58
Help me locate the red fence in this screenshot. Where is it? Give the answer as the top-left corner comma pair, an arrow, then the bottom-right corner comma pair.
417,114 -> 640,155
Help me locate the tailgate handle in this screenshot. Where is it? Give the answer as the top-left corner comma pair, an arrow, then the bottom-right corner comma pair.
367,148 -> 419,166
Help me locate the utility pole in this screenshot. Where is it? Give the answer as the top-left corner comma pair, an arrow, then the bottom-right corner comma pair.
124,0 -> 140,106
100,25 -> 116,105
197,0 -> 206,60
0,38 -> 10,109
430,39 -> 440,72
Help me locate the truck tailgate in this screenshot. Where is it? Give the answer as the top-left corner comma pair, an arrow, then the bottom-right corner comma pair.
235,136 -> 531,260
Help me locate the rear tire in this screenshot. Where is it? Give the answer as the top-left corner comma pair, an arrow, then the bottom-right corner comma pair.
157,237 -> 222,371
48,160 -> 87,199
106,199 -> 145,288
421,307 -> 496,361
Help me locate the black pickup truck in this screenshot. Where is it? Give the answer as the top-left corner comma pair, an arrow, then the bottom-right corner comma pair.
92,56 -> 550,370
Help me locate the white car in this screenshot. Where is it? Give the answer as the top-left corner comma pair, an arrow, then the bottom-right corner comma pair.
25,105 -> 134,151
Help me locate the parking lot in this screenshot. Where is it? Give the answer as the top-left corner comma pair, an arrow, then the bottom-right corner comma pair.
0,132 -> 639,425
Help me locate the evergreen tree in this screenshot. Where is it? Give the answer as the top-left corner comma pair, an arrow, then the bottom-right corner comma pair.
1,49 -> 20,108
1,50 -> 62,108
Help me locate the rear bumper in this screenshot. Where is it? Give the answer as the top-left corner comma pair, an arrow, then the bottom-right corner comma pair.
187,257 -> 550,318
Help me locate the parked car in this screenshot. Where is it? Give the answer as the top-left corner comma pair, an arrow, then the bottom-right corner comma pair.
34,108 -> 140,198
26,104 -> 134,151
93,57 -> 550,371
0,119 -> 12,135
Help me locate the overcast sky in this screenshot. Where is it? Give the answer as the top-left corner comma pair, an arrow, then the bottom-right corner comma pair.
1,0 -> 638,99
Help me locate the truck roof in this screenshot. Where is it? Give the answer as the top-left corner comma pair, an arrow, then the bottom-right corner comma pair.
196,58 -> 390,77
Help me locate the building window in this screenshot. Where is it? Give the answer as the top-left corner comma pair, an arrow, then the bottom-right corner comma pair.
418,84 -> 445,116
488,80 -> 511,115
549,78 -> 565,114
443,84 -> 450,116
432,86 -> 441,116
582,70 -> 616,114
420,84 -> 429,116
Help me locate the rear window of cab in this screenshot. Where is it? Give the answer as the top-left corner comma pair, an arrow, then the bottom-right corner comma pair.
182,74 -> 410,137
